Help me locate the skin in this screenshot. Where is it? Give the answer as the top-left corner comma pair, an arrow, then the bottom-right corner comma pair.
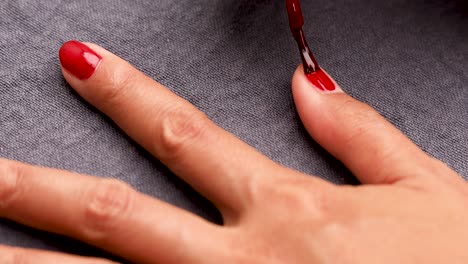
0,42 -> 467,263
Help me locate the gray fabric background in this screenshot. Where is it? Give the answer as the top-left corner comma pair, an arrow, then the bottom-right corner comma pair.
0,0 -> 467,261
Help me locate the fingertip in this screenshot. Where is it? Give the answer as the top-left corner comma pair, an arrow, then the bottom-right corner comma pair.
291,65 -> 344,133
58,40 -> 103,81
291,65 -> 320,118
291,64 -> 305,101
58,40 -> 107,58
80,42 -> 114,58
292,65 -> 343,96
57,40 -> 140,110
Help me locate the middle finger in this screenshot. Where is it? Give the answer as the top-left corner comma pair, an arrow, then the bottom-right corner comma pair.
59,41 -> 285,214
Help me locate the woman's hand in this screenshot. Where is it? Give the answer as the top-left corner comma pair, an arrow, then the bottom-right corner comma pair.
1,40 -> 467,263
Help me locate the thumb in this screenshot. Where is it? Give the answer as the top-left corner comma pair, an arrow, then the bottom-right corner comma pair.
292,65 -> 436,185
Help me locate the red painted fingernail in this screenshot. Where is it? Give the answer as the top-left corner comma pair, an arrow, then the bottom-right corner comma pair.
306,68 -> 336,91
59,40 -> 102,80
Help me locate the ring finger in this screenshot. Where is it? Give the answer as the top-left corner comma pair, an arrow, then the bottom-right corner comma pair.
0,245 -> 117,264
0,159 -> 222,263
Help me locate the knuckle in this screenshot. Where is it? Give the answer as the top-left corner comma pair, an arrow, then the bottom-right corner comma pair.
336,99 -> 381,128
82,179 -> 133,241
335,98 -> 377,119
239,171 -> 269,209
0,160 -> 24,210
99,65 -> 136,107
335,99 -> 384,146
260,175 -> 333,219
157,105 -> 210,159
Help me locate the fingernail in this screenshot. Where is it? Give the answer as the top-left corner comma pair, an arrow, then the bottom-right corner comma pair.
306,68 -> 336,91
59,40 -> 102,80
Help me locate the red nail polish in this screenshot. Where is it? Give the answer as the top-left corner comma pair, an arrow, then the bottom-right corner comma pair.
286,0 -> 319,74
59,40 -> 102,80
306,68 -> 336,91
286,0 -> 335,91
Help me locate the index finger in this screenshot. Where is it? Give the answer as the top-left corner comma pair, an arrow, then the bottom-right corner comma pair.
291,65 -> 462,186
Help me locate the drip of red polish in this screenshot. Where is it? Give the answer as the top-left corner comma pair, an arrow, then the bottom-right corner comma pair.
306,68 -> 336,91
